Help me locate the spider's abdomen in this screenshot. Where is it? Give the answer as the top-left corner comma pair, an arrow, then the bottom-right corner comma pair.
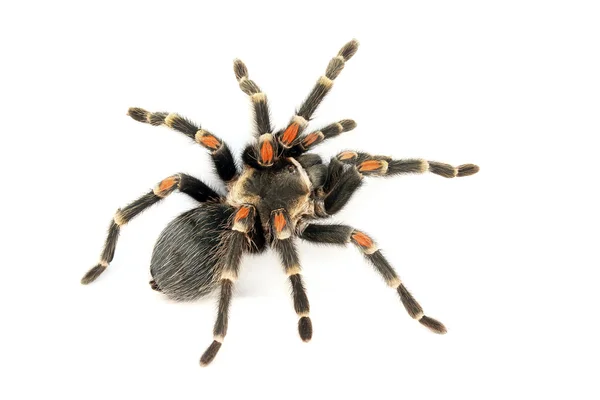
150,202 -> 233,301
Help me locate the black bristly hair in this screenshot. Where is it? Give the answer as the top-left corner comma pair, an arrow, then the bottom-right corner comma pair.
81,39 -> 479,367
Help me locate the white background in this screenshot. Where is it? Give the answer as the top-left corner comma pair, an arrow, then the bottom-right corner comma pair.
1,1 -> 599,399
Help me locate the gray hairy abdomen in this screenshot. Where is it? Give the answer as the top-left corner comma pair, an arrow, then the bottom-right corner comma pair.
150,202 -> 233,302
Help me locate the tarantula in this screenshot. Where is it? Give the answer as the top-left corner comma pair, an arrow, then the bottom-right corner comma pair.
81,39 -> 479,366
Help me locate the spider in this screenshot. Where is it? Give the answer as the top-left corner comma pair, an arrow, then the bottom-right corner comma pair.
81,39 -> 479,366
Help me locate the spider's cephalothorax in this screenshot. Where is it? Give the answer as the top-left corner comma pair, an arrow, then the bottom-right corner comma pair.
81,40 -> 480,367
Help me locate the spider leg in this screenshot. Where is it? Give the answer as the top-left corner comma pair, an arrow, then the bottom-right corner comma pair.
321,153 -> 479,215
336,151 -> 480,179
299,223 -> 446,334
269,209 -> 312,342
127,108 -> 239,183
80,174 -> 221,284
277,39 -> 359,148
232,59 -> 272,137
200,205 -> 256,366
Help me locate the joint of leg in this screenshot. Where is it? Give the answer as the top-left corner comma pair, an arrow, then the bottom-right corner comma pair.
286,265 -> 302,277
251,92 -> 267,103
292,115 -> 308,128
220,270 -> 238,282
113,209 -> 127,226
414,312 -> 424,321
164,113 -> 178,128
153,175 -> 180,197
213,334 -> 224,343
297,311 -> 310,318
319,75 -> 334,88
387,276 -> 402,289
98,259 -> 109,268
195,130 -> 221,151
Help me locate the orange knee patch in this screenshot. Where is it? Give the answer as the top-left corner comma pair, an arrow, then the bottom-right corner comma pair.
282,123 -> 299,145
352,231 -> 373,248
301,132 -> 322,147
199,134 -> 220,149
234,206 -> 250,222
358,160 -> 384,172
158,176 -> 178,192
338,151 -> 357,161
260,141 -> 274,164
273,212 -> 287,233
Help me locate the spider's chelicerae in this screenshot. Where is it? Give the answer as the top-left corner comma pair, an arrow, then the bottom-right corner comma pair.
82,39 -> 479,366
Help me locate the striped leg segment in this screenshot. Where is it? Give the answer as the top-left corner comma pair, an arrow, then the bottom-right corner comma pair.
127,108 -> 238,182
233,59 -> 272,137
200,205 -> 255,366
299,224 -> 447,334
81,174 -> 220,285
278,39 -> 360,147
337,151 -> 480,178
269,209 -> 312,342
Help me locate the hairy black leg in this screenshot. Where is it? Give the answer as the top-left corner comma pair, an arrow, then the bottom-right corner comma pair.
278,39 -> 360,148
200,205 -> 255,367
299,224 -> 447,334
232,59 -> 272,137
336,151 -> 480,178
269,209 -> 312,342
81,174 -> 221,284
127,108 -> 238,182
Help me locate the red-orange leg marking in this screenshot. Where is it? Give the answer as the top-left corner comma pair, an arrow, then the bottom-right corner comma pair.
260,141 -> 274,164
281,123 -> 299,146
234,206 -> 250,222
351,231 -> 373,248
159,176 -> 178,192
199,134 -> 221,150
274,212 -> 287,233
301,132 -> 323,148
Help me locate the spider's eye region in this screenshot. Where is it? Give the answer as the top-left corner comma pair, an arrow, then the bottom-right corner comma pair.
286,164 -> 297,173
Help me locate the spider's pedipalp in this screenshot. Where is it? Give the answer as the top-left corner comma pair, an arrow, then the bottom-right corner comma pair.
81,174 -> 221,285
299,224 -> 447,335
127,107 -> 239,182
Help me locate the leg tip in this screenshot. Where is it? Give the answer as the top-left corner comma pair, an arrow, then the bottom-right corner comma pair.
199,340 -> 222,367
457,164 -> 479,177
298,316 -> 313,342
127,107 -> 148,123
81,264 -> 107,285
419,316 -> 447,334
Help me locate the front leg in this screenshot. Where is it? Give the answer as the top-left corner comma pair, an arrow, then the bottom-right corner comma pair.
299,223 -> 446,334
127,108 -> 239,183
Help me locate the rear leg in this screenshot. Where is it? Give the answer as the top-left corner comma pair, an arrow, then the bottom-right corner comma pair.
299,223 -> 446,334
81,174 -> 221,284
